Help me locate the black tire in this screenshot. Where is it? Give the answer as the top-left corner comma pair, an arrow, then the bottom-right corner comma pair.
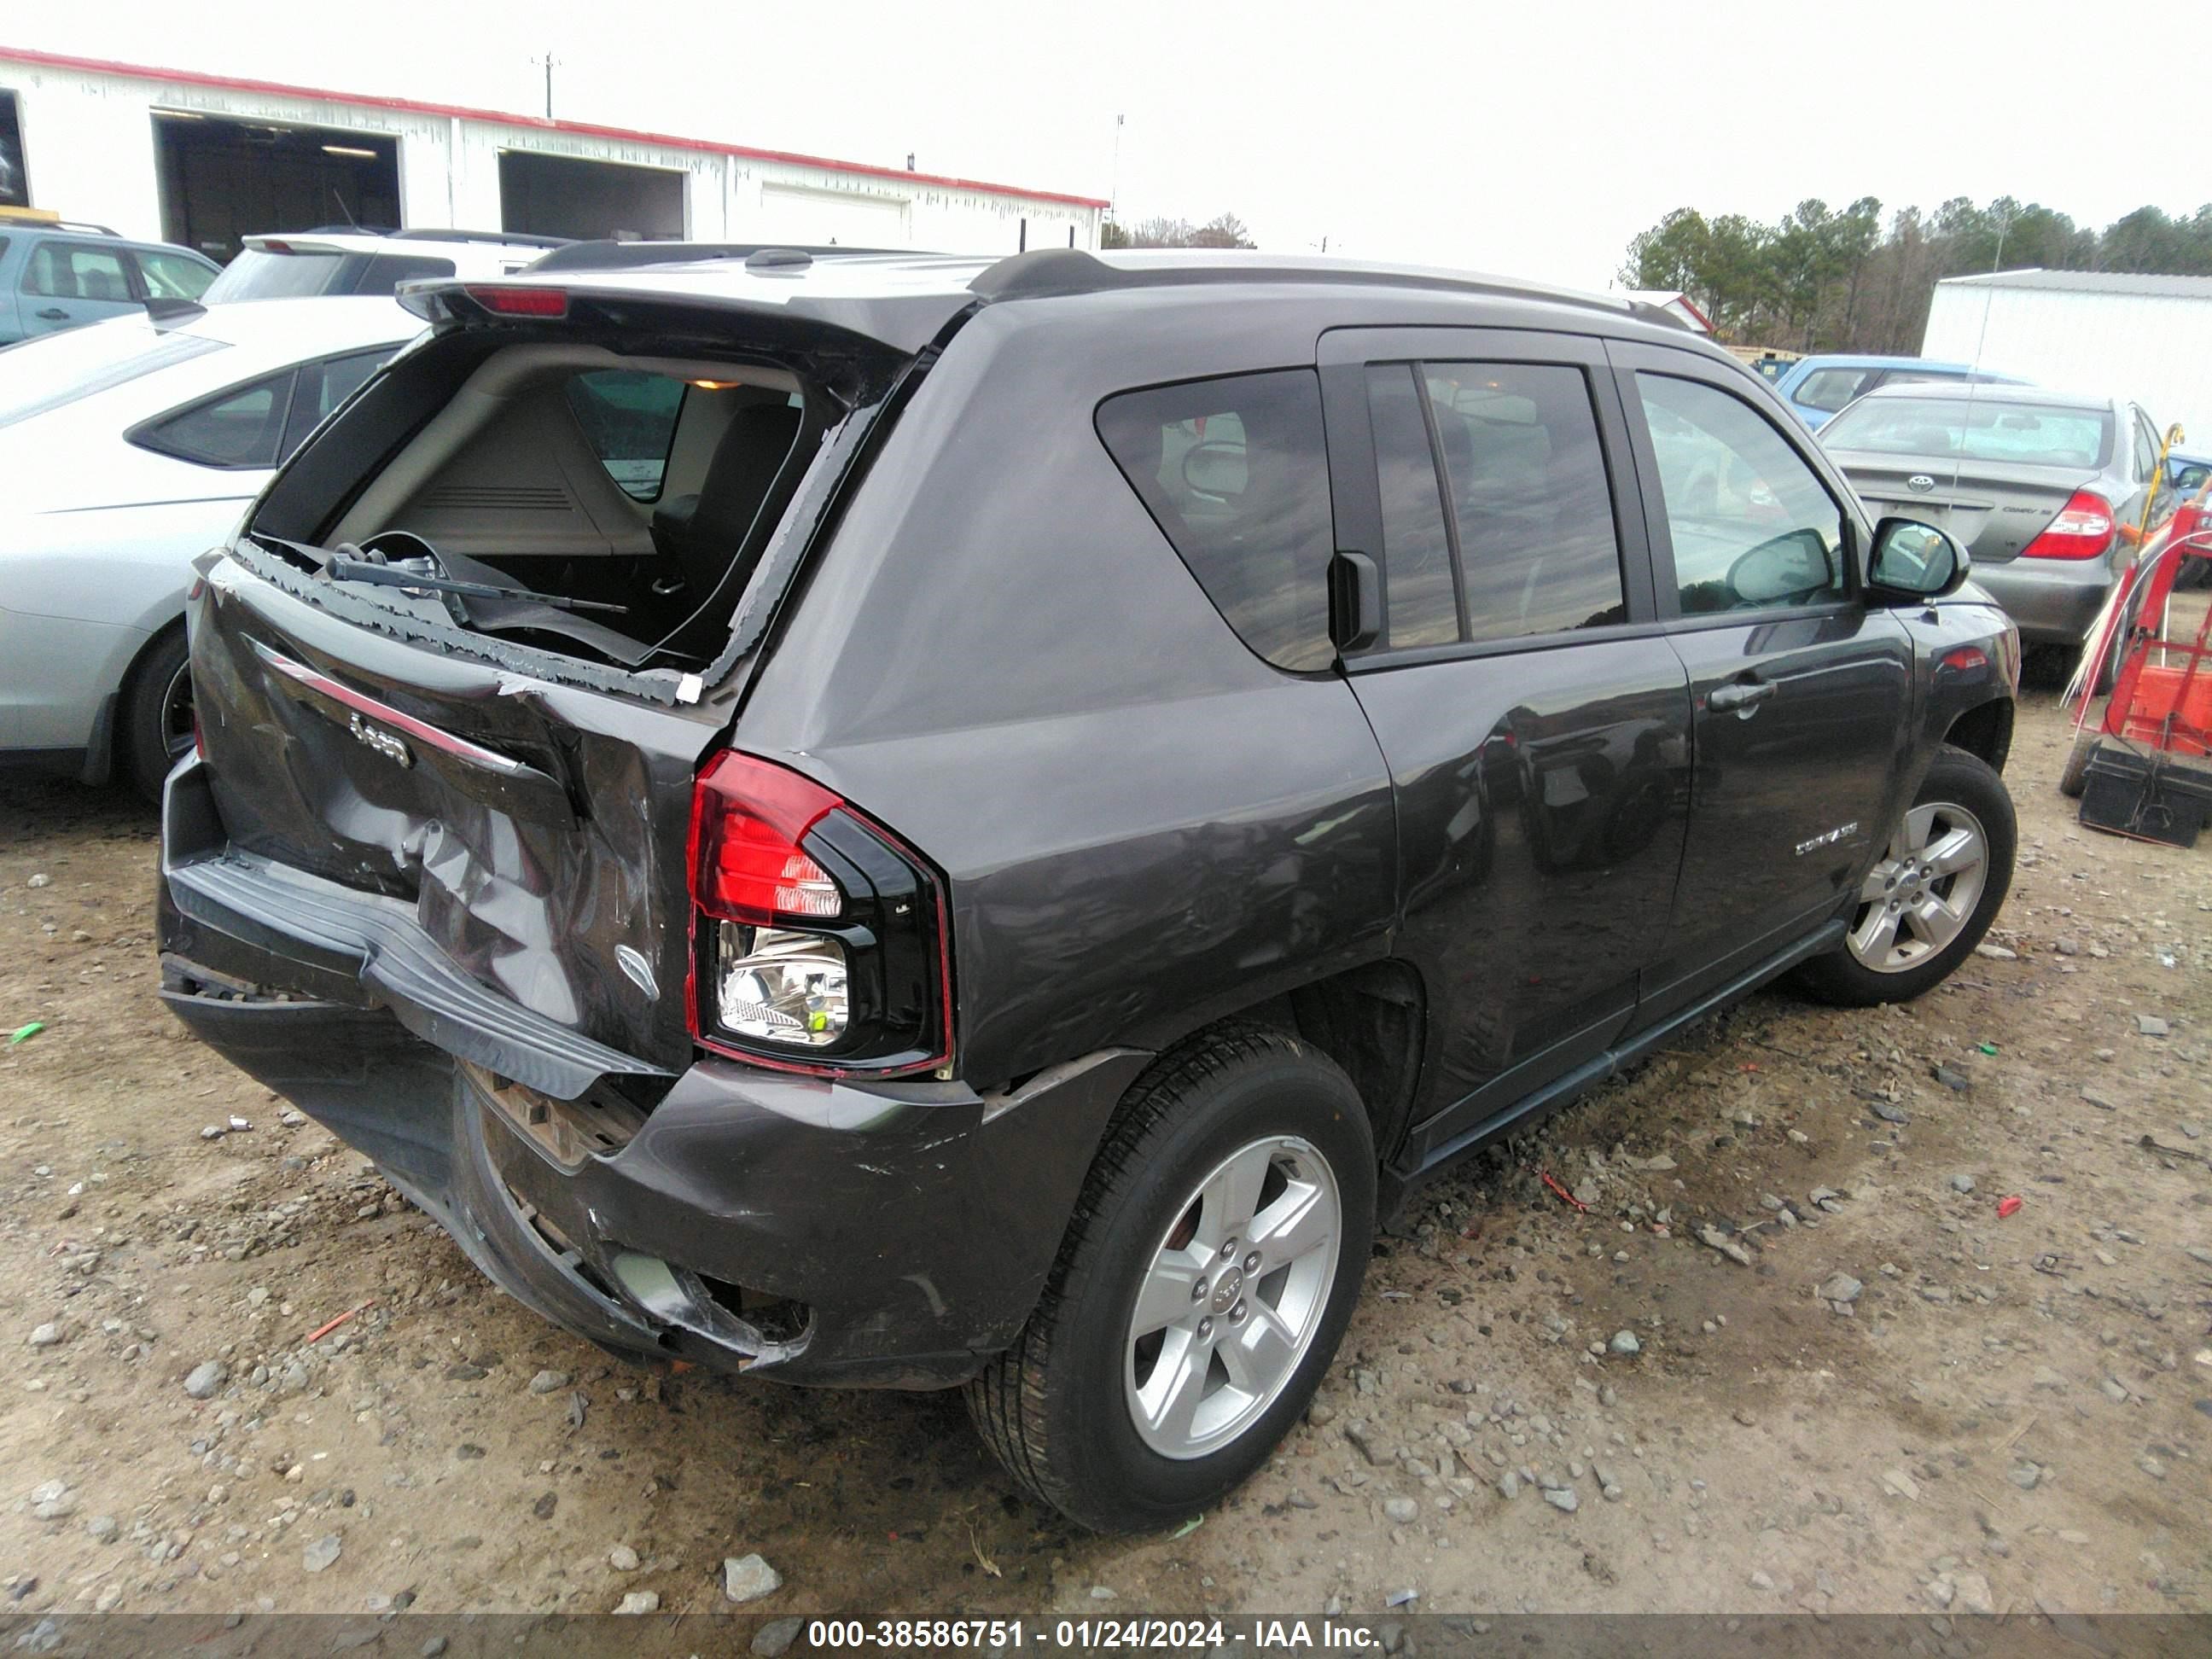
2091,643 -> 2119,698
1793,746 -> 2016,1009
2020,643 -> 2072,690
122,625 -> 194,804
2058,726 -> 2102,799
966,1024 -> 1375,1532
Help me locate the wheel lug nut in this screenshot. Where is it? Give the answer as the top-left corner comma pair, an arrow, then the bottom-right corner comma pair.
1196,1317 -> 1214,1340
1243,1251 -> 1260,1273
1191,1277 -> 1208,1301
1229,1301 -> 1247,1324
1220,1239 -> 1237,1260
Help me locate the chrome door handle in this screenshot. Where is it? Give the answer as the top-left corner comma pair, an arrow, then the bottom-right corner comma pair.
1708,679 -> 1776,714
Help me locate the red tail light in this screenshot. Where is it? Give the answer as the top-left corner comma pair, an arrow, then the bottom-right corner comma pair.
465,285 -> 568,317
691,754 -> 841,924
686,752 -> 951,1077
2019,491 -> 2115,560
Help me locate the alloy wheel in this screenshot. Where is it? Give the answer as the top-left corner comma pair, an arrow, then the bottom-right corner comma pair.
1846,800 -> 1990,974
159,659 -> 195,765
1123,1135 -> 1341,1460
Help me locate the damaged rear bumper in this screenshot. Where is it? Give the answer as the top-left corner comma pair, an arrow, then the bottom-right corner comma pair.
158,755 -> 1145,1388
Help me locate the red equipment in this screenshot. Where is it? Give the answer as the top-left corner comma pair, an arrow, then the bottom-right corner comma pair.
2064,486 -> 2212,845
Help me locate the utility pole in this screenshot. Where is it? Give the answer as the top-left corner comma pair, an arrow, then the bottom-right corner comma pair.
1109,114 -> 1123,227
532,51 -> 560,120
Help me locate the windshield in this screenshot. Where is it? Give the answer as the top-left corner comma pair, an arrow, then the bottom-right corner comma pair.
202,247 -> 343,302
1794,367 -> 1876,413
1822,395 -> 2113,470
0,322 -> 229,431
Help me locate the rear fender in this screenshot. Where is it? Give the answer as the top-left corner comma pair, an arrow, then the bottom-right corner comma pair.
1900,600 -> 2019,785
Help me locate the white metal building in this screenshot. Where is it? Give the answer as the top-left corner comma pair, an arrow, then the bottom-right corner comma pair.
0,45 -> 1105,261
1922,269 -> 2212,448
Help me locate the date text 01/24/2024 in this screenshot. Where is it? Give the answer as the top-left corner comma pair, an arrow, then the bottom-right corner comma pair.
805,1618 -> 1384,1650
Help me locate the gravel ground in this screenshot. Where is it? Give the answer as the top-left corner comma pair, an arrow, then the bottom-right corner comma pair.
0,690 -> 2204,1622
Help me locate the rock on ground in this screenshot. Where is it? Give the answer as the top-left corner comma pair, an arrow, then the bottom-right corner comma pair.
183,1360 -> 226,1400
752,1616 -> 806,1657
724,1553 -> 783,1604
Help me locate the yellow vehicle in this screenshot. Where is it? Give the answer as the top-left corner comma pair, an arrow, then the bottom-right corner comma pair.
1725,345 -> 1803,382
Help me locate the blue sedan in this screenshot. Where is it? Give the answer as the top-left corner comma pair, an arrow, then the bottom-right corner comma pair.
1773,354 -> 2026,430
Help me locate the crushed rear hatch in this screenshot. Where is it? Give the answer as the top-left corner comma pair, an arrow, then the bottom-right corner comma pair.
170,274 -> 966,1093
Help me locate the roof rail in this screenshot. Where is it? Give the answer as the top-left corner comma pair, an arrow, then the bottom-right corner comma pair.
968,247 -> 1661,327
0,215 -> 125,238
0,206 -> 117,236
524,239 -> 934,274
387,228 -> 573,248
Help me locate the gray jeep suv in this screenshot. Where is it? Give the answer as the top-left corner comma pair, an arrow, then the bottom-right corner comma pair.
155,247 -> 2020,1531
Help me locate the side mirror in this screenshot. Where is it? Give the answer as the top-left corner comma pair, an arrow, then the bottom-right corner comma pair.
1181,439 -> 1247,499
2174,464 -> 2209,495
1869,515 -> 1971,601
1726,527 -> 1835,607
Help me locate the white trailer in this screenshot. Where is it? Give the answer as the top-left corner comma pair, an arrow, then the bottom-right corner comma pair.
1923,270 -> 2212,451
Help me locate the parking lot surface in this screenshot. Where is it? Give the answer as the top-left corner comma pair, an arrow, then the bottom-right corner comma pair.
0,692 -> 2204,1620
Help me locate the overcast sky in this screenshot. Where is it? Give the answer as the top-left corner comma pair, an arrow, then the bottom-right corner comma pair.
19,0 -> 2211,289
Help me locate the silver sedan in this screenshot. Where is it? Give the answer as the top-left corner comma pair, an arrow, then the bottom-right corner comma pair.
1819,382 -> 2169,669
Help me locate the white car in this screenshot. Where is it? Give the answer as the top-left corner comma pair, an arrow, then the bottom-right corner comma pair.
202,230 -> 568,302
0,297 -> 417,796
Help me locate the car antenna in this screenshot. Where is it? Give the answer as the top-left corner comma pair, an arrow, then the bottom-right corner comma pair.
1950,207 -> 2011,500
329,188 -> 361,232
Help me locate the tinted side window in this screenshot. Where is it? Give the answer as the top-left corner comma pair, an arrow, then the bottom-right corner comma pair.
2132,412 -> 2157,482
22,241 -> 132,301
352,253 -> 457,295
1424,362 -> 1627,641
565,370 -> 686,503
283,348 -> 394,456
1097,369 -> 1335,672
134,371 -> 295,469
1365,364 -> 1459,648
1637,373 -> 1848,614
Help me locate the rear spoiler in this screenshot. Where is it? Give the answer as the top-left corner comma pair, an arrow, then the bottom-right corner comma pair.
393,276 -> 975,358
523,240 -> 938,274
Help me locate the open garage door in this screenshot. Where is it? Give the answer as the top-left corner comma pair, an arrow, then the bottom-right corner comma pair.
153,112 -> 399,263
0,90 -> 27,208
757,183 -> 909,247
498,152 -> 684,242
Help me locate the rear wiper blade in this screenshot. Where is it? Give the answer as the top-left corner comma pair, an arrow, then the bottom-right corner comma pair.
324,553 -> 627,615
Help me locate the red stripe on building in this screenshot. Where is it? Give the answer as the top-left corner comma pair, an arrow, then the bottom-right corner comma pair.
0,44 -> 1109,210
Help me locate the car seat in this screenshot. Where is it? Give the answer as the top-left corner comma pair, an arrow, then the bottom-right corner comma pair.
649,399 -> 803,600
